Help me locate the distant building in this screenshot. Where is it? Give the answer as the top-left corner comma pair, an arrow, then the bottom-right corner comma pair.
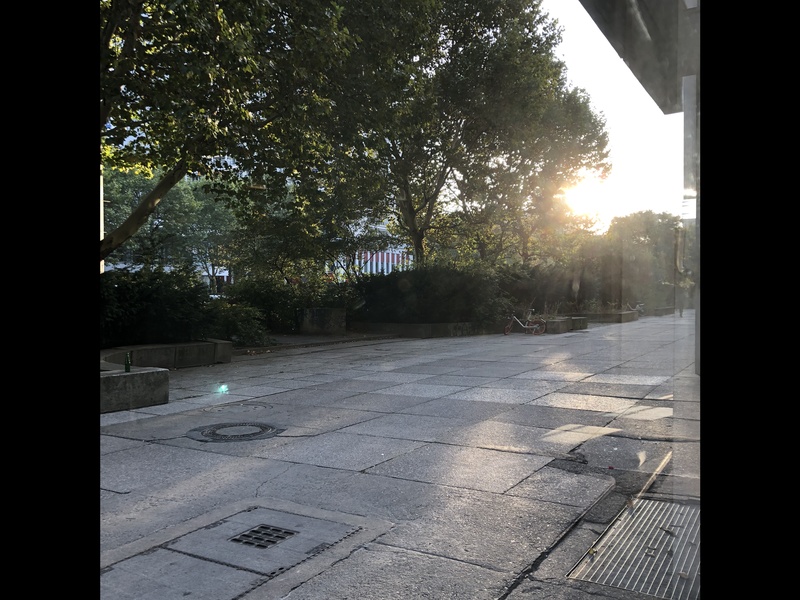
326,220 -> 414,280
355,250 -> 413,275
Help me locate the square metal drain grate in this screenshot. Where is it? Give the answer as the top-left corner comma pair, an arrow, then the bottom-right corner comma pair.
568,499 -> 700,600
164,507 -> 362,578
231,524 -> 298,549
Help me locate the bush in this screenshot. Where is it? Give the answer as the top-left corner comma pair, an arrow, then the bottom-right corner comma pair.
100,267 -> 210,348
350,266 -> 510,324
200,300 -> 270,347
100,268 -> 274,348
224,278 -> 306,333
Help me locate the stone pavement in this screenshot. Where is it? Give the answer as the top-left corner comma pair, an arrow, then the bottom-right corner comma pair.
100,311 -> 699,599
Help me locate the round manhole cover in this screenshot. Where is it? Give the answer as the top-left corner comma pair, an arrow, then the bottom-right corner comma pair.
202,403 -> 261,414
187,422 -> 283,442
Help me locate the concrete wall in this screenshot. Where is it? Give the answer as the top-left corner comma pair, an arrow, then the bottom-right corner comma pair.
101,339 -> 232,370
100,365 -> 169,414
99,339 -> 232,414
569,311 -> 639,324
546,317 -> 588,334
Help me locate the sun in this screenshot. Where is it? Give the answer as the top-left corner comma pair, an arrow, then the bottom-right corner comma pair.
560,176 -> 615,233
560,170 -> 683,234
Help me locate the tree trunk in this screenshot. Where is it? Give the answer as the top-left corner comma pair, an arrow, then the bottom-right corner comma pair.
395,186 -> 426,267
99,160 -> 187,262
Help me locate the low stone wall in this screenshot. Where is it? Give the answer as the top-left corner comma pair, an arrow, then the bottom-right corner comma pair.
569,311 -> 639,323
100,339 -> 232,414
351,319 -> 590,337
653,306 -> 675,316
545,316 -> 588,333
101,339 -> 232,370
571,317 -> 588,330
348,321 -> 483,338
100,365 -> 169,414
544,318 -> 571,334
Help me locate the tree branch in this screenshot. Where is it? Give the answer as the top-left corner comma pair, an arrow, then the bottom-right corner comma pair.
100,159 -> 188,262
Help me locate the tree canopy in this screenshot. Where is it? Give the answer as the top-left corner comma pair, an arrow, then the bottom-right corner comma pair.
299,0 -> 610,265
100,0 -> 353,262
103,170 -> 240,289
101,0 -> 610,271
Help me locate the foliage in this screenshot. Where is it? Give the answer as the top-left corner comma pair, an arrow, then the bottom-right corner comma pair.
103,169 -> 239,288
314,0 -> 610,266
225,181 -> 397,286
598,211 -> 684,309
349,265 -> 509,324
100,0 -> 353,262
100,267 -> 210,347
99,268 -> 280,348
99,0 -> 684,339
224,275 -> 325,333
494,263 -> 561,315
200,301 -> 271,347
101,0 -> 609,276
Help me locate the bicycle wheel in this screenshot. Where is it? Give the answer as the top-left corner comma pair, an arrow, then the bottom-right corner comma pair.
529,318 -> 546,335
503,321 -> 513,335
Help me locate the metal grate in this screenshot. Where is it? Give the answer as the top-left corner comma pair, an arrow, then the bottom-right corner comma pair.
230,524 -> 298,549
568,499 -> 700,600
187,422 -> 283,443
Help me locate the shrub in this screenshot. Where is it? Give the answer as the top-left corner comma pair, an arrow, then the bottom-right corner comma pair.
200,300 -> 270,347
100,267 -> 209,348
224,277 -> 306,333
350,266 -> 510,324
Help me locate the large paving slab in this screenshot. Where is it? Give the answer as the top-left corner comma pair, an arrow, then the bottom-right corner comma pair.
101,313 -> 699,599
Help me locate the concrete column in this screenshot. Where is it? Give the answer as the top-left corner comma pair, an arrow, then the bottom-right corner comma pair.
100,164 -> 105,274
683,74 -> 699,375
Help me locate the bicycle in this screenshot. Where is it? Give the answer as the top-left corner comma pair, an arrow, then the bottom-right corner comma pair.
504,309 -> 546,335
625,301 -> 645,316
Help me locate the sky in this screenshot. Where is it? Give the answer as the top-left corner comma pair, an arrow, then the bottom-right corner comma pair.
539,0 -> 686,233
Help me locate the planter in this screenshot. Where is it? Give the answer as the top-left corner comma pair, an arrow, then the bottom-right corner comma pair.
99,339 -> 232,414
100,364 -> 169,414
571,317 -> 588,330
545,318 -> 572,334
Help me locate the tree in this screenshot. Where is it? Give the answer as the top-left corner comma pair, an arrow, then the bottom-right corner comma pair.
101,0 -> 609,278
103,168 -> 195,268
104,169 -> 240,290
600,210 -> 683,309
320,0 -> 609,266
100,0 -> 353,264
182,181 -> 241,291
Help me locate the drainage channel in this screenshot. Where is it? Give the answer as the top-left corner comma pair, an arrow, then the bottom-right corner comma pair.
568,498 -> 700,600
